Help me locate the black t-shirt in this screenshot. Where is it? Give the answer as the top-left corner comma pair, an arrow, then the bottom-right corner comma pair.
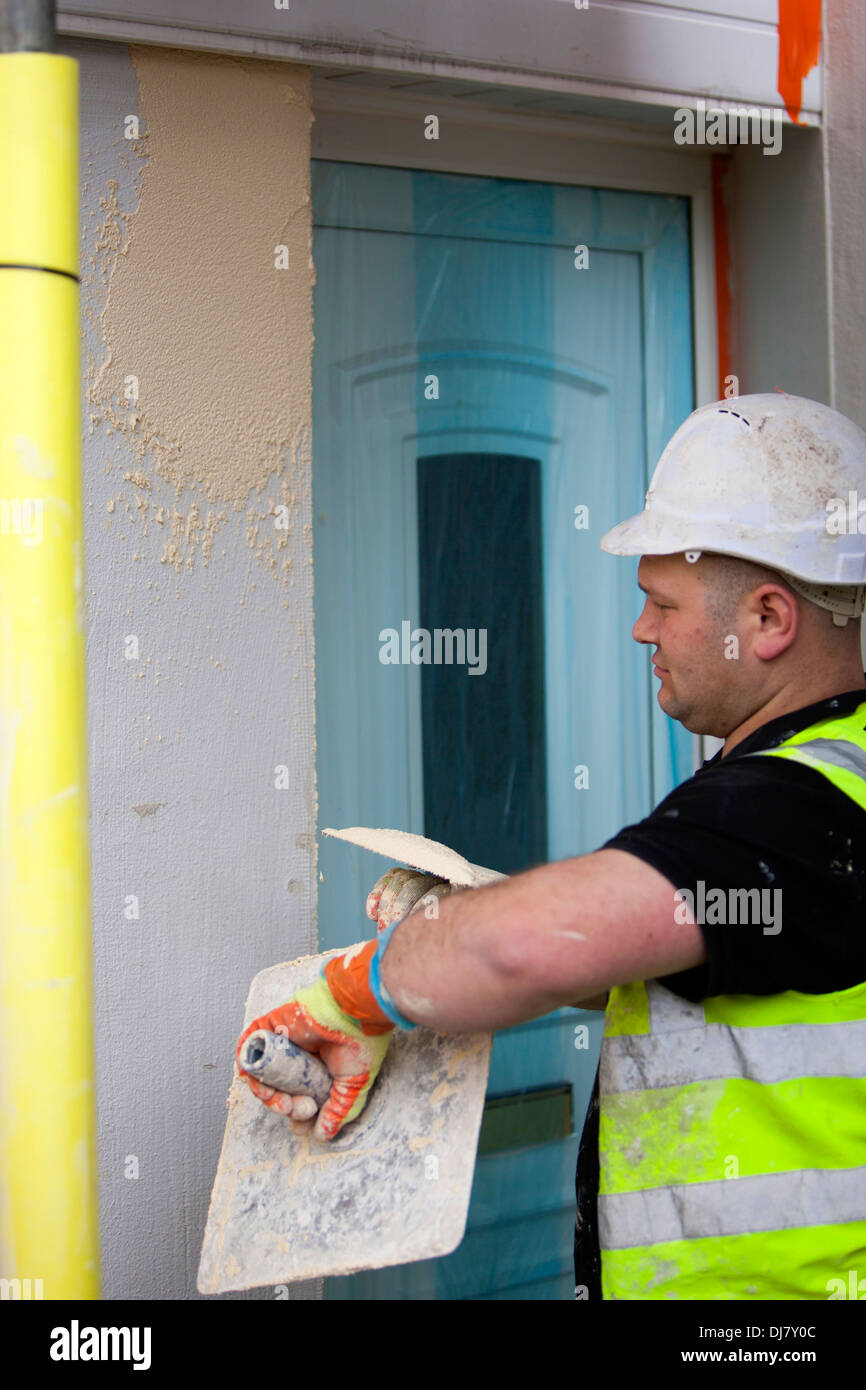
574,683 -> 866,1300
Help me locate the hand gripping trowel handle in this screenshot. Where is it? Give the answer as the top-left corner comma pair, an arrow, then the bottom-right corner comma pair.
239,1030 -> 332,1110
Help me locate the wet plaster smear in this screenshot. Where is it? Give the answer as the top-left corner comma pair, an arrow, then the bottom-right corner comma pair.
70,37 -> 319,1300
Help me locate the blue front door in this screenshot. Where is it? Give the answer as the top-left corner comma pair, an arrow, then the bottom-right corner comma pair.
312,159 -> 694,1299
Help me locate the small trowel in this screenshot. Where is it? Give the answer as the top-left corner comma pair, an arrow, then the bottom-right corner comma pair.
197,826 -> 505,1294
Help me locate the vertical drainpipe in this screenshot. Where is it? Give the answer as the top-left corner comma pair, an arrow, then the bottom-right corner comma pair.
0,0 -> 100,1297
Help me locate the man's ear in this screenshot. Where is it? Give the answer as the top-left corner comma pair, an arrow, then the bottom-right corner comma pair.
750,583 -> 799,660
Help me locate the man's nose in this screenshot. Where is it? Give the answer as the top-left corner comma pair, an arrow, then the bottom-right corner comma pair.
632,599 -> 656,645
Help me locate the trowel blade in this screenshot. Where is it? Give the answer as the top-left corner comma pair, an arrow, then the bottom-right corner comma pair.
322,825 -> 507,889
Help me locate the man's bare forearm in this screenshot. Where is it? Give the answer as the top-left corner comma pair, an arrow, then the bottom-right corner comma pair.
379,872 -> 556,1032
380,854 -> 617,1030
378,845 -> 622,1034
378,849 -> 703,1032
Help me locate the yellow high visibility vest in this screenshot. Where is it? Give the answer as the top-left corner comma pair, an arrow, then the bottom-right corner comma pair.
599,700 -> 866,1299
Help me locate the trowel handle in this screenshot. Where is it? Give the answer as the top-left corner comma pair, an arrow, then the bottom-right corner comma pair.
239,1029 -> 332,1109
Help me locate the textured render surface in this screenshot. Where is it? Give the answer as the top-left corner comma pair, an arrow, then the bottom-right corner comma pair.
69,36 -> 318,1299
198,950 -> 492,1293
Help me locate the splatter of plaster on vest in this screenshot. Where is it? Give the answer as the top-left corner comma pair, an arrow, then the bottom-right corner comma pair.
87,47 -> 314,575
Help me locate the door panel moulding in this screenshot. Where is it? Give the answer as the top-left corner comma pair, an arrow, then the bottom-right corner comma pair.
311,79 -> 718,411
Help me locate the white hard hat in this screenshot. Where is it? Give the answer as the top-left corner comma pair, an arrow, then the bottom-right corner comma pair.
600,393 -> 866,623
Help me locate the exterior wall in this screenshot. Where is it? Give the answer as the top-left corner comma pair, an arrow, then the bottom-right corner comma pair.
824,0 -> 866,430
725,3 -> 865,668
824,1 -> 866,668
721,1 -> 866,435
68,36 -> 318,1299
727,125 -> 829,403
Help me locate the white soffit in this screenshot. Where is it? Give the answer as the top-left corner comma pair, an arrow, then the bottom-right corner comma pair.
58,1 -> 821,123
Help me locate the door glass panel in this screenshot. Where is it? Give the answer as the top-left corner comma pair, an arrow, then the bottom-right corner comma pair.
418,452 -> 547,874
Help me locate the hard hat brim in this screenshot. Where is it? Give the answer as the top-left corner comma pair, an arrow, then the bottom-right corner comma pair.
600,513 -> 659,556
600,514 -> 774,567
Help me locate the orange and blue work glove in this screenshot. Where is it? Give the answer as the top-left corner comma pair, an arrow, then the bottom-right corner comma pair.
235,869 -> 452,1142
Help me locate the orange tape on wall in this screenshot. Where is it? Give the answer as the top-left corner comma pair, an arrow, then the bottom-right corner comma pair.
777,0 -> 822,124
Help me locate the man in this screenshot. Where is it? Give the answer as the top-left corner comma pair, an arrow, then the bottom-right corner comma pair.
237,393 -> 866,1300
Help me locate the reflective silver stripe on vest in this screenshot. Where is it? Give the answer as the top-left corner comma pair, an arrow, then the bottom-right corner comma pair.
602,1018 -> 866,1093
647,985 -> 704,1033
599,1163 -> 866,1249
761,736 -> 866,783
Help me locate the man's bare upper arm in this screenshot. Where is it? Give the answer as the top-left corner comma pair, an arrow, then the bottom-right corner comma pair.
382,845 -> 708,1033
508,847 -> 707,1006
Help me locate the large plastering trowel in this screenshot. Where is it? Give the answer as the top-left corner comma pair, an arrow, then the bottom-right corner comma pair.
197,827 -> 506,1294
322,825 -> 508,889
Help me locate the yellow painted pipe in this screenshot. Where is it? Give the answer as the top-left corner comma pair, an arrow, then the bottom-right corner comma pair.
0,53 -> 99,1299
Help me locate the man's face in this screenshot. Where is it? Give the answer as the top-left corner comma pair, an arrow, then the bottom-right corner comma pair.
633,554 -> 734,736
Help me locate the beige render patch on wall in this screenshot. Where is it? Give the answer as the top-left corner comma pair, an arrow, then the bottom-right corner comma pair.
88,47 -> 314,575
